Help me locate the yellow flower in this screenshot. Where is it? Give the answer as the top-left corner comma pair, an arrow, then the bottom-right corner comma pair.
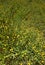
24,52 -> 26,55
3,48 -> 5,50
10,48 -> 13,52
33,46 -> 36,49
34,57 -> 37,60
16,43 -> 18,45
35,50 -> 38,53
17,35 -> 20,38
27,62 -> 30,65
36,50 -> 38,52
4,44 -> 7,47
42,60 -> 44,63
20,63 -> 23,65
7,36 -> 9,39
15,53 -> 18,56
13,39 -> 15,41
22,54 -> 24,57
28,42 -> 31,44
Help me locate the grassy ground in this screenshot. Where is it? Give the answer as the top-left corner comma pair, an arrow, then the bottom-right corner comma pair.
0,0 -> 45,65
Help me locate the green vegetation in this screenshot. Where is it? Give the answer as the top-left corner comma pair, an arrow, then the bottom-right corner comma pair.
0,0 -> 45,65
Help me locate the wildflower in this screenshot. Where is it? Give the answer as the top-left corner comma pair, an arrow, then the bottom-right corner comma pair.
34,57 -> 37,60
35,50 -> 38,53
3,48 -> 5,50
20,63 -> 23,65
13,39 -> 15,41
42,60 -> 44,63
15,53 -> 18,56
17,35 -> 20,38
7,36 -> 9,39
22,54 -> 24,57
10,48 -> 13,52
28,42 -> 31,44
36,50 -> 38,52
24,52 -> 27,55
4,44 -> 7,47
38,52 -> 40,54
32,46 -> 36,49
27,62 -> 30,65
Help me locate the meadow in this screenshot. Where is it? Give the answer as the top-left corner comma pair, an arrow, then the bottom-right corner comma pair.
0,0 -> 45,65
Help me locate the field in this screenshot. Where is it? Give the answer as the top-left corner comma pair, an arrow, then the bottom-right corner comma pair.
0,0 -> 45,65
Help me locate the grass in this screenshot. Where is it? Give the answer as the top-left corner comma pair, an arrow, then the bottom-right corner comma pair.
0,0 -> 45,65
